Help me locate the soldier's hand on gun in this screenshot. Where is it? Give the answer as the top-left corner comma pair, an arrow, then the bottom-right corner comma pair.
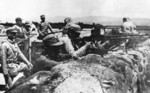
85,41 -> 93,48
71,53 -> 80,60
27,62 -> 33,70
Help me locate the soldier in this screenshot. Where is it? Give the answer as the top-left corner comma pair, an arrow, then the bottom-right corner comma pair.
61,17 -> 82,50
11,17 -> 29,59
38,15 -> 54,40
12,17 -> 27,39
122,18 -> 140,49
63,17 -> 81,39
25,21 -> 37,34
1,28 -> 33,88
122,17 -> 138,34
42,34 -> 70,61
42,34 -> 92,61
90,24 -> 105,43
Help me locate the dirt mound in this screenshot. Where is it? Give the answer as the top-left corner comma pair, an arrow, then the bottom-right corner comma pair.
7,54 -> 134,93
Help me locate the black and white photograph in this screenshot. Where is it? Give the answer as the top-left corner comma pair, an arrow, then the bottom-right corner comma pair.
0,0 -> 150,93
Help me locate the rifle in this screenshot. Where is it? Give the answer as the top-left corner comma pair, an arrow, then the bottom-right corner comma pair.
103,34 -> 148,37
94,34 -> 149,40
105,34 -> 149,51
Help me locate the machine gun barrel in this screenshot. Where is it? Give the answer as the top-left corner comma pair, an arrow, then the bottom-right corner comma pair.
101,34 -> 149,39
104,34 -> 148,37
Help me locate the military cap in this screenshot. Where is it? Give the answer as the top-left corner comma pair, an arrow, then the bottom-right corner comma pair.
15,17 -> 22,22
6,28 -> 17,34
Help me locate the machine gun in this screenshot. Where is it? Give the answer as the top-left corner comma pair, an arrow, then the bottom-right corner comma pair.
103,34 -> 148,39
104,34 -> 149,51
79,34 -> 148,42
71,33 -> 149,50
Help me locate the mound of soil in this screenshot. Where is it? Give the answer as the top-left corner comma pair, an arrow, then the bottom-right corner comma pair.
7,54 -> 136,93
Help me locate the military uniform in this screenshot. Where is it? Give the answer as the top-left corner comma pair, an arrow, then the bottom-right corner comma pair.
1,39 -> 29,77
1,28 -> 33,88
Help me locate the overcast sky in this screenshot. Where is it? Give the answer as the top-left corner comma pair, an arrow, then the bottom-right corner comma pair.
0,0 -> 150,22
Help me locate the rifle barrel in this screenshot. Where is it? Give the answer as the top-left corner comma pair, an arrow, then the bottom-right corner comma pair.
104,34 -> 148,37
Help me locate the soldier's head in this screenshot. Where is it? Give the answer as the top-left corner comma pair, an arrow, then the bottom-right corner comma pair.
6,28 -> 18,41
25,21 -> 31,31
40,15 -> 45,22
91,24 -> 105,37
64,17 -> 72,24
123,17 -> 127,22
15,17 -> 23,26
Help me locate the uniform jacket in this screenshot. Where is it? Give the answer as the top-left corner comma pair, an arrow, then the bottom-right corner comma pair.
1,39 -> 26,75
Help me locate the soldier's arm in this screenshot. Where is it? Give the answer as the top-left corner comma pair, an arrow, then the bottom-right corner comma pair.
48,23 -> 54,34
37,23 -> 43,34
11,25 -> 17,29
1,43 -> 13,87
58,53 -> 72,60
17,45 -> 33,69
69,23 -> 81,31
1,43 -> 9,75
